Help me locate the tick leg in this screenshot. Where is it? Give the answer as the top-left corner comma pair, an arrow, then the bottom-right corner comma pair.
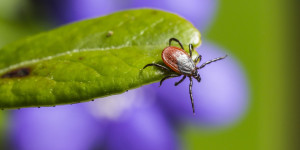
194,55 -> 202,63
143,63 -> 171,72
189,77 -> 195,115
160,74 -> 181,87
189,44 -> 194,57
174,75 -> 186,86
198,55 -> 227,69
169,38 -> 184,50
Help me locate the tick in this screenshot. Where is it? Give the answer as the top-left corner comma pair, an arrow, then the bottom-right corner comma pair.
143,38 -> 227,114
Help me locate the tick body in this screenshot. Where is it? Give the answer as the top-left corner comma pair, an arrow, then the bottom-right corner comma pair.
143,38 -> 227,115
162,46 -> 195,75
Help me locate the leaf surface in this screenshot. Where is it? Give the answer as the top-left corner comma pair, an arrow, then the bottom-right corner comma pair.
0,9 -> 201,109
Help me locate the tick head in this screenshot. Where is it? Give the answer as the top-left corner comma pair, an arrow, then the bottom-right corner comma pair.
192,70 -> 201,82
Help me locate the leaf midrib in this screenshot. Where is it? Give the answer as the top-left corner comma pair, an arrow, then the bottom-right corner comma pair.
0,44 -> 167,74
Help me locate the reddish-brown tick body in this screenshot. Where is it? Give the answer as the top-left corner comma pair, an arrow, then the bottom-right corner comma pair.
143,38 -> 227,115
162,46 -> 196,75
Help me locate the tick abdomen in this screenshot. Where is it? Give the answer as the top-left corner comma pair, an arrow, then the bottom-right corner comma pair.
162,46 -> 195,75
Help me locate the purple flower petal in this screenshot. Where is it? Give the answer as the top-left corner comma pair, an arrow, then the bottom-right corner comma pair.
129,0 -> 218,31
44,0 -> 217,31
10,104 -> 106,150
85,85 -> 180,150
104,105 -> 180,150
155,41 -> 249,127
35,0 -> 128,24
63,0 -> 128,23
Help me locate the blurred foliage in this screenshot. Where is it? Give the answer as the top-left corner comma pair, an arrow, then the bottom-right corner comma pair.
182,0 -> 295,150
0,0 -> 43,47
0,111 -> 7,149
0,0 -> 27,21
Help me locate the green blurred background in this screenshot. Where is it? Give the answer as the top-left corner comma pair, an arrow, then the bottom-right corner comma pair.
0,0 -> 299,149
183,0 -> 299,150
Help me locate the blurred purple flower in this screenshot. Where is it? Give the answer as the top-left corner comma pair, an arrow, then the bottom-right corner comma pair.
60,0 -> 129,23
11,105 -> 106,150
129,0 -> 217,31
104,102 -> 180,150
10,0 -> 249,150
36,0 -> 217,31
11,86 -> 181,150
32,0 -> 128,25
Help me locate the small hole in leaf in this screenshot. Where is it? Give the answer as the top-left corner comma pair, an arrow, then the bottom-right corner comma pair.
1,67 -> 31,78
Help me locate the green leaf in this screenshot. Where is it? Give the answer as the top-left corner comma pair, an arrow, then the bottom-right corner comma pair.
0,9 -> 201,109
